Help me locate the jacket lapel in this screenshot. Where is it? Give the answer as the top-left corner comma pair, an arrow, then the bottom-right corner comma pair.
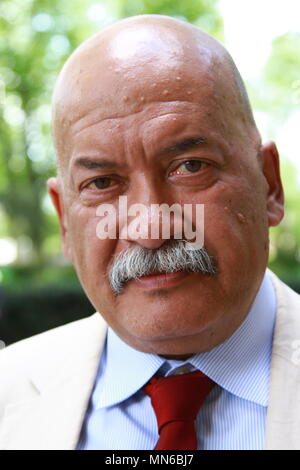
264,271 -> 300,450
1,313 -> 107,450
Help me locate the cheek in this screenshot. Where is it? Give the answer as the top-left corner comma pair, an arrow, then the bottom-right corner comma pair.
183,179 -> 269,267
66,205 -> 115,286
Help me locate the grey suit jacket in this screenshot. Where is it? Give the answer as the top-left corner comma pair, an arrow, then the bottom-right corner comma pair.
0,270 -> 300,449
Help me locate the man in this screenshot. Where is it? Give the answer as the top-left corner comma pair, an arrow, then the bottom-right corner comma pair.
0,14 -> 300,450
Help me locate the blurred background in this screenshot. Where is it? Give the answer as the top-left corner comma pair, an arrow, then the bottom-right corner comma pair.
0,0 -> 299,346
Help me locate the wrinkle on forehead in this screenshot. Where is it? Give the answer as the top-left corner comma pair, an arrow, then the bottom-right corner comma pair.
71,101 -> 207,137
52,15 -> 259,173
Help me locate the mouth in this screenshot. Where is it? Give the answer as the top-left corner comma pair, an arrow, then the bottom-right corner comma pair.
133,270 -> 191,289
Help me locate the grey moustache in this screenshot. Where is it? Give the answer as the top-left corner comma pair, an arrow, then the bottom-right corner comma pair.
108,240 -> 216,295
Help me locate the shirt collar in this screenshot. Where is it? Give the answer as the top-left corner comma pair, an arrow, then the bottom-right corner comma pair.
95,271 -> 276,409
95,329 -> 166,408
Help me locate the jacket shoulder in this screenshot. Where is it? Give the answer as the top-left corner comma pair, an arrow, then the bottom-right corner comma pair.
267,269 -> 300,310
267,269 -> 300,354
0,313 -> 106,411
1,312 -> 102,365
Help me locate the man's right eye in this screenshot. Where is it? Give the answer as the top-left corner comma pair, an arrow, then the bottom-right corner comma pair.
81,177 -> 116,191
79,175 -> 125,195
91,177 -> 113,190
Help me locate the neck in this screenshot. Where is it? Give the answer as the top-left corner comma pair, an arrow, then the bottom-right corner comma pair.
159,353 -> 194,361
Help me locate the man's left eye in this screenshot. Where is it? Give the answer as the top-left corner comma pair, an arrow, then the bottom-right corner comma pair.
171,160 -> 204,176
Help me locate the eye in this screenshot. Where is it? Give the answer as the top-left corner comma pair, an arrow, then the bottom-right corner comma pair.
81,176 -> 117,192
92,177 -> 113,189
170,160 -> 205,176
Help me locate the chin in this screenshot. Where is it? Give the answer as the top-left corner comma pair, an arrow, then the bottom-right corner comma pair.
116,309 -> 220,356
125,332 -> 218,356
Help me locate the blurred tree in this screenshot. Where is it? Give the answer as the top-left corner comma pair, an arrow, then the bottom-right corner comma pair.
247,32 -> 300,282
263,32 -> 300,119
268,161 -> 300,284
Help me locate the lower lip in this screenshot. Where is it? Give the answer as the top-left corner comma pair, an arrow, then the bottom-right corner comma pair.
133,271 -> 190,289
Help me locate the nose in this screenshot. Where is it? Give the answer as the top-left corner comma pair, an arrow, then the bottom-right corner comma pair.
118,182 -> 182,250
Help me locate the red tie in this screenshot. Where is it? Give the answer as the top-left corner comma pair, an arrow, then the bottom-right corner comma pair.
143,370 -> 214,450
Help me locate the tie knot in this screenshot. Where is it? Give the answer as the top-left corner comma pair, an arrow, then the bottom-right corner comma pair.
143,370 -> 214,433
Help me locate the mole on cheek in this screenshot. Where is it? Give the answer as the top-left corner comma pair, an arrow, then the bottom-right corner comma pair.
236,212 -> 246,223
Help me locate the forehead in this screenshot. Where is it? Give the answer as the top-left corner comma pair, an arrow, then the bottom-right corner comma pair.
70,101 -> 214,156
72,99 -> 210,137
52,29 -> 246,169
57,50 -> 216,125
66,89 -> 229,177
55,61 -> 232,158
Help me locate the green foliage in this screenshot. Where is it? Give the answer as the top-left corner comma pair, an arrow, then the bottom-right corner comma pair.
263,32 -> 300,118
269,161 -> 300,283
265,33 -> 300,88
0,283 -> 95,345
116,0 -> 223,38
245,31 -> 300,281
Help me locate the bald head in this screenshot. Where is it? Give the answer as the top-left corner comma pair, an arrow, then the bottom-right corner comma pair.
52,15 -> 259,172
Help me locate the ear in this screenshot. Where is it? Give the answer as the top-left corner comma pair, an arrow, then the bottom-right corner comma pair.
260,141 -> 284,227
47,177 -> 73,260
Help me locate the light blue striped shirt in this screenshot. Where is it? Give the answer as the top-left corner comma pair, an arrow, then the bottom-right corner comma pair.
77,272 -> 276,450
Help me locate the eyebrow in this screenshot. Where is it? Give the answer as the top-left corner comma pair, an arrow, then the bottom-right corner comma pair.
73,157 -> 124,171
161,136 -> 207,154
72,136 -> 207,171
